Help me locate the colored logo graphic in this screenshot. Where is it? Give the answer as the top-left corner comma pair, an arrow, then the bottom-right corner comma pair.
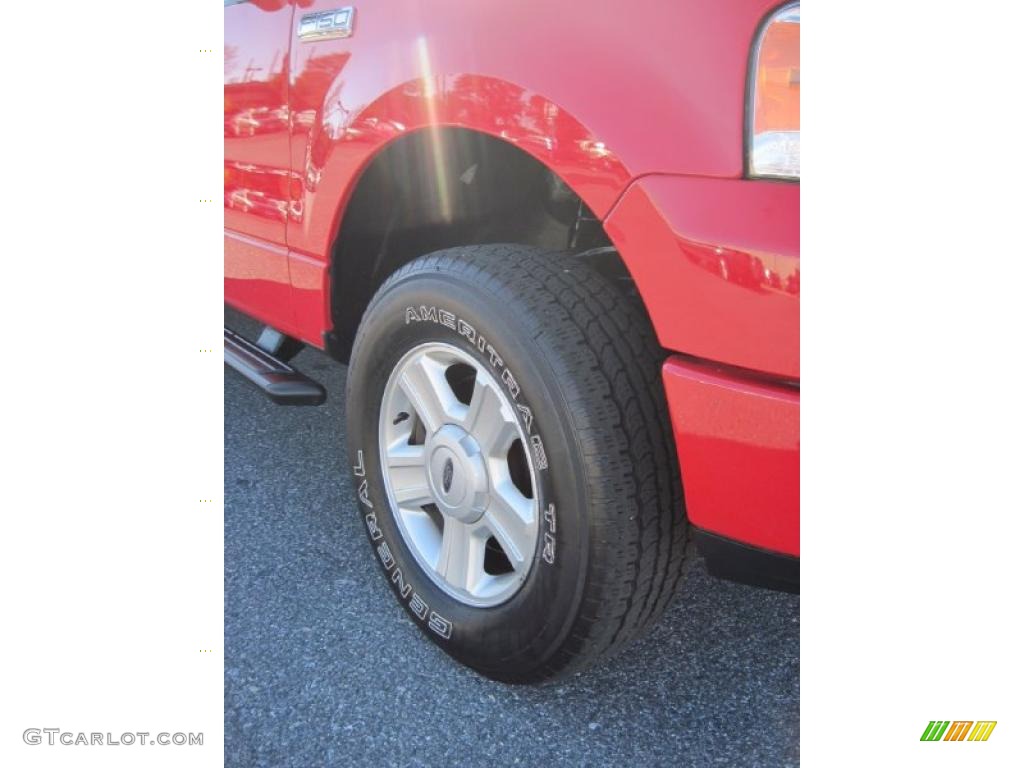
921,721 -> 997,742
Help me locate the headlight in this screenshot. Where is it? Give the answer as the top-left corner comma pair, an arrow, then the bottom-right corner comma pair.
748,3 -> 800,179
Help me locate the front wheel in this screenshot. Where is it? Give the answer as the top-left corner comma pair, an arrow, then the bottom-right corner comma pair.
345,244 -> 687,683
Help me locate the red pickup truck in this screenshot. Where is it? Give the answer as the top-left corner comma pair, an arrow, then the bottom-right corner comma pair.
225,0 -> 799,683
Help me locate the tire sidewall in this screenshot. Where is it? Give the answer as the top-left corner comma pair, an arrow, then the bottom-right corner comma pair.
346,270 -> 591,678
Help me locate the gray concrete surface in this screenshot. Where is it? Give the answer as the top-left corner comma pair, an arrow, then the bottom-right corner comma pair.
225,335 -> 800,767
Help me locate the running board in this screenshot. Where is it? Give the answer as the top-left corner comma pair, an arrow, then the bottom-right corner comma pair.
224,328 -> 326,405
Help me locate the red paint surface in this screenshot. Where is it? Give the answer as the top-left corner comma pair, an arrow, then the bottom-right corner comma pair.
224,0 -> 295,325
663,358 -> 799,556
604,175 -> 799,379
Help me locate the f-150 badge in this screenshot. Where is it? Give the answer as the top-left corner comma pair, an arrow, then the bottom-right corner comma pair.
298,7 -> 355,42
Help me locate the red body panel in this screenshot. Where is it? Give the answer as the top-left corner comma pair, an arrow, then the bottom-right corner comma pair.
663,358 -> 799,556
224,0 -> 295,327
224,0 -> 800,556
604,176 -> 799,379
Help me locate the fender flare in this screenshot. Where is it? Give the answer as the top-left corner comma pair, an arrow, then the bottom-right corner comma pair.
295,73 -> 635,261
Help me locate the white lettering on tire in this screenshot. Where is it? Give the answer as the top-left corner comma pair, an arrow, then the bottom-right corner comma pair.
542,503 -> 557,565
409,593 -> 429,620
529,435 -> 548,471
428,612 -> 453,639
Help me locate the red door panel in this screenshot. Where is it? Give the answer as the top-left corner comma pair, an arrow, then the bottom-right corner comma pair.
224,0 -> 295,326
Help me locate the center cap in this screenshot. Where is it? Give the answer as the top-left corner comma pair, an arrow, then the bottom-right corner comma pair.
427,424 -> 488,524
442,458 -> 454,493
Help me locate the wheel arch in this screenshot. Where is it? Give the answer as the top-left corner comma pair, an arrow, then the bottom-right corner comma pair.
301,72 -> 635,254
306,74 -> 650,362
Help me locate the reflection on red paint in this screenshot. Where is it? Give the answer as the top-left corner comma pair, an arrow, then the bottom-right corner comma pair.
224,0 -> 293,321
681,240 -> 800,296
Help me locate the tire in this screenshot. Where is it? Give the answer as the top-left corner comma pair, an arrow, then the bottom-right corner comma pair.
345,244 -> 687,683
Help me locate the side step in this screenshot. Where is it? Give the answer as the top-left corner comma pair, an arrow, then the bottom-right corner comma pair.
224,328 -> 326,405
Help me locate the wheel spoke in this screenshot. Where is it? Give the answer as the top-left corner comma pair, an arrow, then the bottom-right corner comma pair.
385,443 -> 432,507
399,354 -> 459,434
392,482 -> 433,507
385,441 -> 426,468
436,520 -> 480,592
485,479 -> 536,570
385,444 -> 432,512
398,506 -> 441,549
464,379 -> 517,456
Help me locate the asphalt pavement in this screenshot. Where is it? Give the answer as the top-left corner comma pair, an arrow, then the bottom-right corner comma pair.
224,324 -> 800,767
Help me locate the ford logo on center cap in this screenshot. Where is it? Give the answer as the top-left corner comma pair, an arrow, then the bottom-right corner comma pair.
442,458 -> 454,494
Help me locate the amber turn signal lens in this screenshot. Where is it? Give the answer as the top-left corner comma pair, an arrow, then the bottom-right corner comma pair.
749,4 -> 800,178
